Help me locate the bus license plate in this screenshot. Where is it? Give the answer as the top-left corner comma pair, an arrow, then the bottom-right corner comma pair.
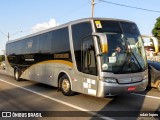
128,86 -> 136,91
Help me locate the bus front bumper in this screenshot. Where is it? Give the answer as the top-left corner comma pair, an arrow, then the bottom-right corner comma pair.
97,79 -> 148,97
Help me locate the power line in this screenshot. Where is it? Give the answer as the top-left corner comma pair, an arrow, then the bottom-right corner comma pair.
1,2 -> 90,41
0,31 -> 7,37
99,0 -> 160,13
56,0 -> 103,20
56,2 -> 90,20
0,30 -> 22,41
89,0 -> 103,17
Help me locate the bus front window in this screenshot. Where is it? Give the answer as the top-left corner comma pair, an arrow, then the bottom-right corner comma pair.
95,20 -> 148,74
101,33 -> 147,74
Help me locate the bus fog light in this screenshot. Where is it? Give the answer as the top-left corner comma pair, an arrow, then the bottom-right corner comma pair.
143,75 -> 148,81
104,78 -> 117,83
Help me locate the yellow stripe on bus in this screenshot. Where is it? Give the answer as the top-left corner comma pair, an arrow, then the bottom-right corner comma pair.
39,60 -> 73,67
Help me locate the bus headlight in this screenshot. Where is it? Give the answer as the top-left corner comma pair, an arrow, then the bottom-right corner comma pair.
143,75 -> 148,81
104,77 -> 117,83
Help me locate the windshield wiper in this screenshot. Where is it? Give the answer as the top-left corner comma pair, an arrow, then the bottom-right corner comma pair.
127,41 -> 143,71
119,37 -> 143,73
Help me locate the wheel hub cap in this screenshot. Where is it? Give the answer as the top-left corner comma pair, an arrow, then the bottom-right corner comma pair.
62,79 -> 70,92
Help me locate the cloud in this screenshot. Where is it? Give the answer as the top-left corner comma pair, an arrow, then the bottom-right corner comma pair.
32,19 -> 59,33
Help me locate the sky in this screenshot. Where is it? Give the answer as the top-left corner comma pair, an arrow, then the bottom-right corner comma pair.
0,0 -> 160,55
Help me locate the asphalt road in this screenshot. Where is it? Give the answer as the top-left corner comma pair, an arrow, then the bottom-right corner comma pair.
0,69 -> 160,120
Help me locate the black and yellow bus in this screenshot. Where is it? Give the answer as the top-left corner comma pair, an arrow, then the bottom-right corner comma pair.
5,18 -> 148,97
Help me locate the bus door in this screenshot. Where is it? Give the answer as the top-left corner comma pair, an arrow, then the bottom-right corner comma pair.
81,36 -> 98,96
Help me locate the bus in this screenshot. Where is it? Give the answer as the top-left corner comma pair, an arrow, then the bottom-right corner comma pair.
5,18 -> 148,97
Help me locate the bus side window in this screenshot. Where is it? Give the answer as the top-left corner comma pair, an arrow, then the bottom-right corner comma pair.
71,22 -> 92,72
82,36 -> 97,75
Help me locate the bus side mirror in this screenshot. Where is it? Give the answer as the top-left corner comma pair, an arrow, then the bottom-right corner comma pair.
99,34 -> 108,54
92,33 -> 108,54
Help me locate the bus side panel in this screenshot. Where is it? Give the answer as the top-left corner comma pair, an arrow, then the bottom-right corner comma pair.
20,61 -> 83,90
5,56 -> 14,77
21,63 -> 55,86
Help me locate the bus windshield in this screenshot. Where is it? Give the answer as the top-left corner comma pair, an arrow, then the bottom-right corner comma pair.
95,20 -> 147,74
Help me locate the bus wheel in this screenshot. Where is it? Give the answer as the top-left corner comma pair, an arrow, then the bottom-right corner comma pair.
60,75 -> 74,96
157,82 -> 160,91
14,69 -> 21,81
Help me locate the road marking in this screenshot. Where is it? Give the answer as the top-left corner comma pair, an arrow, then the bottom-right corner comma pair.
131,93 -> 160,100
0,79 -> 114,120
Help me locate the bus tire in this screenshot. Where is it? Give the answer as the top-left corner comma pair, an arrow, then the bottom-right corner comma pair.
60,75 -> 74,96
14,68 -> 21,81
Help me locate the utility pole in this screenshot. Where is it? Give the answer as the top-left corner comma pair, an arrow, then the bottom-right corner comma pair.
8,32 -> 9,41
8,31 -> 22,41
91,0 -> 95,17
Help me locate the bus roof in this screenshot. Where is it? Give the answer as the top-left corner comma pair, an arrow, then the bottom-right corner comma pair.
7,17 -> 135,44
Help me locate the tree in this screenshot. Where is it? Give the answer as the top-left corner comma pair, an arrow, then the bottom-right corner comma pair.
152,17 -> 160,40
0,55 -> 5,62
